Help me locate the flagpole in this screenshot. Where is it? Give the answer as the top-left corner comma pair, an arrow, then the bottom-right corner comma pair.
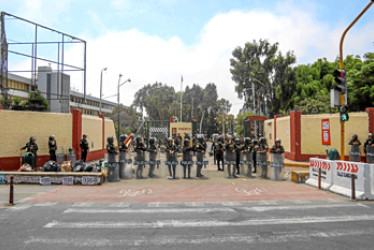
180,75 -> 183,122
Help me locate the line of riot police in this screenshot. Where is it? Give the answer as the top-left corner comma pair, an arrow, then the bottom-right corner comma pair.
211,135 -> 284,179
108,133 -> 285,180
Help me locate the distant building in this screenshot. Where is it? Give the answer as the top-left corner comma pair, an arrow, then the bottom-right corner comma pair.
0,67 -> 116,116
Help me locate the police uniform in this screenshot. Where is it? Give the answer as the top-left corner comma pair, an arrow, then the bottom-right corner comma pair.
80,136 -> 89,162
195,135 -> 206,178
147,137 -> 158,178
182,138 -> 193,178
134,137 -> 146,179
215,136 -> 224,171
225,137 -> 237,178
48,136 -> 57,162
166,138 -> 178,179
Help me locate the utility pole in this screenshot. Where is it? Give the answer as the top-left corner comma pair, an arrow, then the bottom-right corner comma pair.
180,75 -> 183,122
338,0 -> 373,160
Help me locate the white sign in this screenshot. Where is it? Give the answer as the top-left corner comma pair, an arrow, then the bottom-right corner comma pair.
305,158 -> 334,190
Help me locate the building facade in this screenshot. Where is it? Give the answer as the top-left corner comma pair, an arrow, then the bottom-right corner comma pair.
0,67 -> 116,116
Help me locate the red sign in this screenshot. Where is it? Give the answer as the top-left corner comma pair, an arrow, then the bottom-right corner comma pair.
321,119 -> 331,145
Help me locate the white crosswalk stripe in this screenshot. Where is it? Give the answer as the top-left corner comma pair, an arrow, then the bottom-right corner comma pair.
44,214 -> 374,229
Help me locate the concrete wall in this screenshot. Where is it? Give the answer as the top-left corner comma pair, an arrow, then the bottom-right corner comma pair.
0,109 -> 116,170
264,119 -> 274,145
82,115 -> 103,152
301,112 -> 368,156
276,117 -> 291,152
263,111 -> 370,161
170,122 -> 192,139
0,110 -> 72,157
104,119 -> 117,147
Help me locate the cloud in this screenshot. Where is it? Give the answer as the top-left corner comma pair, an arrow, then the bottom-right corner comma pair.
8,0 -> 374,115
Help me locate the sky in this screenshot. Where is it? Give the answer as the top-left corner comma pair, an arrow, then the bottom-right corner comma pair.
2,0 -> 374,115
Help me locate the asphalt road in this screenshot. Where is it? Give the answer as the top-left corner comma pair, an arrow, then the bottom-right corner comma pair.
1,199 -> 374,249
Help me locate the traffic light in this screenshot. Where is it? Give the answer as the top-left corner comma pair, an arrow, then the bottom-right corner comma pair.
339,105 -> 349,122
333,69 -> 347,93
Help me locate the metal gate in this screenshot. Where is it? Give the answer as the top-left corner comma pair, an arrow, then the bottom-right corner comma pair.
136,120 -> 170,146
244,116 -> 267,138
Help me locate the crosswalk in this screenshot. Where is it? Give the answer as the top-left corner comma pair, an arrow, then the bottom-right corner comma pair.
6,199 -> 373,249
7,198 -> 354,210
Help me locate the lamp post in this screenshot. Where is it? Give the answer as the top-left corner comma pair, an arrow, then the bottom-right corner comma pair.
117,74 -> 131,141
99,67 -> 107,115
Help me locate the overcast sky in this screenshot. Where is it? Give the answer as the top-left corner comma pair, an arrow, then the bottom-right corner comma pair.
2,0 -> 374,114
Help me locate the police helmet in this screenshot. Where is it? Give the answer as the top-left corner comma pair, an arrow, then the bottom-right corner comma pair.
227,135 -> 233,140
275,138 -> 281,144
245,137 -> 251,145
234,137 -> 240,144
29,136 -> 36,142
259,137 -> 267,144
107,136 -> 115,144
119,134 -> 128,142
184,138 -> 190,146
352,134 -> 358,140
369,133 -> 373,138
135,136 -> 142,144
149,137 -> 156,145
252,138 -> 258,145
49,135 -> 55,141
167,137 -> 173,144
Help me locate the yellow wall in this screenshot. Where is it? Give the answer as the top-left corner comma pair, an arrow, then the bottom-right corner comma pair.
276,117 -> 291,152
301,112 -> 368,156
0,110 -> 72,157
264,119 -> 274,145
170,122 -> 192,139
104,119 -> 117,147
81,115 -> 103,151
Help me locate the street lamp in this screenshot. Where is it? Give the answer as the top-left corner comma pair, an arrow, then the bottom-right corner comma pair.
117,74 -> 131,141
99,67 -> 108,115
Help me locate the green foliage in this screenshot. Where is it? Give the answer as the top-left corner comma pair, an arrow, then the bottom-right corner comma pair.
231,38 -> 374,115
235,111 -> 255,136
132,82 -> 232,137
109,104 -> 142,136
230,39 -> 296,117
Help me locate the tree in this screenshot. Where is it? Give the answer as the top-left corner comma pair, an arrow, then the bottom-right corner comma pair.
109,104 -> 142,136
230,39 -> 296,117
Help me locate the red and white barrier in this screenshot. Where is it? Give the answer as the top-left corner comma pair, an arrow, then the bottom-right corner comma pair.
330,161 -> 372,200
306,158 -> 334,190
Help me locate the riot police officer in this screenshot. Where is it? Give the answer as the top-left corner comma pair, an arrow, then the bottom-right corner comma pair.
48,135 -> 57,162
166,137 -> 178,179
134,136 -> 147,179
364,133 -> 374,156
20,136 -> 39,170
106,136 -> 117,163
243,137 -> 252,177
349,134 -> 361,146
195,134 -> 206,178
251,139 -> 259,173
147,137 -> 158,178
80,134 -> 89,162
182,138 -> 193,178
257,137 -> 269,178
216,136 -> 224,171
225,135 -> 237,178
235,137 -> 245,175
270,138 -> 284,154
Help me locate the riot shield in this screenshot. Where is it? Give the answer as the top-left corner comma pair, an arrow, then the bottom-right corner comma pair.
366,145 -> 374,164
257,152 -> 268,178
349,145 -> 361,162
106,162 -> 120,182
270,153 -> 284,181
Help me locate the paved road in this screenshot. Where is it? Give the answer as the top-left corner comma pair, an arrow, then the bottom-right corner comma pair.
1,147 -> 373,249
1,199 -> 374,249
